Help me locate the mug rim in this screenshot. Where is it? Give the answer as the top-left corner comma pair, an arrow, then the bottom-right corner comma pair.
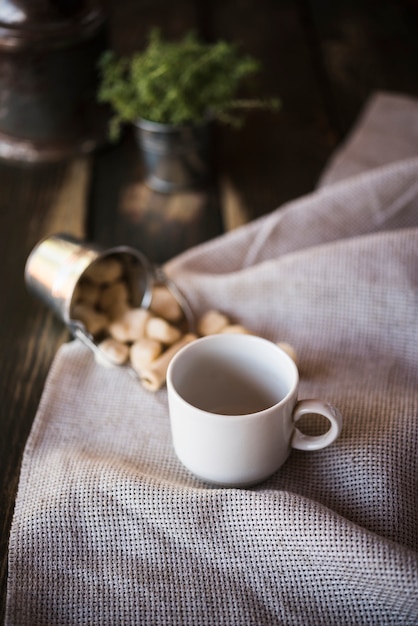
166,333 -> 299,419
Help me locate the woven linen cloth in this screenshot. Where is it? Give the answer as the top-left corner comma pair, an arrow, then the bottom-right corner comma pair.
6,92 -> 418,625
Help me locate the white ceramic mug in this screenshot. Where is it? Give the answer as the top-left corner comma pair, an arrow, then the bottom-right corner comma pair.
166,334 -> 342,487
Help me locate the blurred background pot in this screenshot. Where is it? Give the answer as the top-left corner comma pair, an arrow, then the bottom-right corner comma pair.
133,118 -> 212,194
0,0 -> 108,163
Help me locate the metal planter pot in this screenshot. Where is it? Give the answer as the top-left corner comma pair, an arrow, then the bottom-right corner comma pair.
133,118 -> 212,194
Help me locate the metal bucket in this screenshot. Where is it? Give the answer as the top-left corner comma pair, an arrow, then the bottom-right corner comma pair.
134,119 -> 212,194
25,233 -> 193,360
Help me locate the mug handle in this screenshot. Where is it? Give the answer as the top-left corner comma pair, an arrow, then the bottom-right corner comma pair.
291,399 -> 342,451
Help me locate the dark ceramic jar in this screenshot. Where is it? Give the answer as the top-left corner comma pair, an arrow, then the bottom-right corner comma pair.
0,0 -> 108,162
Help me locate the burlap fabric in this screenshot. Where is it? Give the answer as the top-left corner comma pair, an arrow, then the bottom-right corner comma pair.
6,92 -> 418,625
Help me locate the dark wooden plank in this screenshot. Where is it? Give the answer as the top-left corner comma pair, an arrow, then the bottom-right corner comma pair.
0,159 -> 89,624
88,0 -> 227,262
87,132 -> 224,263
307,0 -> 418,134
102,0 -> 201,54
211,0 -> 336,219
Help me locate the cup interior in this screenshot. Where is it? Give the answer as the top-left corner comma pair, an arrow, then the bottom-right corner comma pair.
169,334 -> 298,416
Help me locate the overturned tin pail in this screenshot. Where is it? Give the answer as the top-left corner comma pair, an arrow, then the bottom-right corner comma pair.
25,233 -> 193,362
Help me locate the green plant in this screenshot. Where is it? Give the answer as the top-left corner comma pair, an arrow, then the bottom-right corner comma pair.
98,29 -> 280,140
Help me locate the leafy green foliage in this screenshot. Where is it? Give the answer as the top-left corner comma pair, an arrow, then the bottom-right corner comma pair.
98,29 -> 280,140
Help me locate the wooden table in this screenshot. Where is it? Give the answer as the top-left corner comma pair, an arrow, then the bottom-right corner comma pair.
1,0 -> 418,621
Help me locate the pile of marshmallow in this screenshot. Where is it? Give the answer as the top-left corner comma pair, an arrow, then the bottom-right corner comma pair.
70,255 -> 296,392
